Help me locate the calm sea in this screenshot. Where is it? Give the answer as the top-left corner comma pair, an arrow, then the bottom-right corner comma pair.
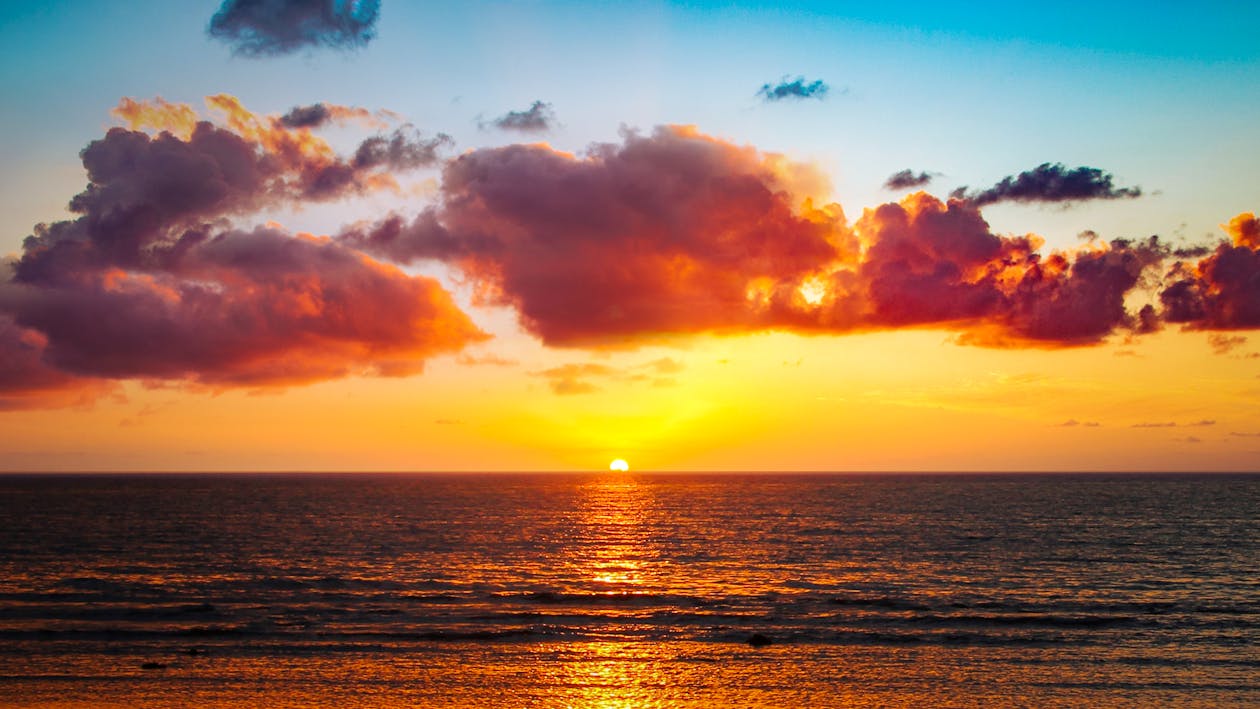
0,473 -> 1256,707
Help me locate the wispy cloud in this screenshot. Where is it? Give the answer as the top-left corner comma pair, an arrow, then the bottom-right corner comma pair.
531,358 -> 686,395
757,76 -> 829,102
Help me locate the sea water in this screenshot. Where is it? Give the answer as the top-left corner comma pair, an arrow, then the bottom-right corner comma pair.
0,473 -> 1257,707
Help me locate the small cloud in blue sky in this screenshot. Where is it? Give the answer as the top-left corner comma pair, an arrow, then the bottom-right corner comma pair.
209,0 -> 380,57
757,76 -> 829,102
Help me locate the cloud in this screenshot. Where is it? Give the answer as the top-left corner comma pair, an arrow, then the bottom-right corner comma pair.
109,95 -> 449,205
208,0 -> 380,56
856,196 -> 1165,346
1207,333 -> 1247,354
1131,419 -> 1214,428
532,363 -> 614,395
485,101 -> 557,133
1159,213 -> 1260,330
342,125 -> 849,347
884,170 -> 935,190
1058,419 -> 1100,427
456,353 -> 519,367
530,358 -> 687,395
343,126 -> 1169,349
0,313 -> 118,410
279,102 -> 394,130
279,102 -> 332,128
952,163 -> 1142,207
0,96 -> 485,407
757,76 -> 829,102
353,126 -> 453,171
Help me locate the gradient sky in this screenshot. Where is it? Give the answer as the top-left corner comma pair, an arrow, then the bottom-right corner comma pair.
2,0 -> 1259,472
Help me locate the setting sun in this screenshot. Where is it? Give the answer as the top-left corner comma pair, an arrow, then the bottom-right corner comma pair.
609,459 -> 630,472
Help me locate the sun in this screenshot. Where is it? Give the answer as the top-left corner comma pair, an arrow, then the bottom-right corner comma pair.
609,458 -> 630,472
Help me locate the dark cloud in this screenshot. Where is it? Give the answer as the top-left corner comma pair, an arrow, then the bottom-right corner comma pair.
952,163 -> 1142,207
486,101 -> 557,133
1159,213 -> 1260,330
343,127 -> 1166,349
279,103 -> 331,128
208,0 -> 380,56
1058,419 -> 1101,427
883,170 -> 935,190
353,126 -> 453,170
0,313 -> 117,410
0,96 -> 486,407
757,76 -> 829,102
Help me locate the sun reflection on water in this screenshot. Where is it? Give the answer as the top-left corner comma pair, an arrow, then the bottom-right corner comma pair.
573,475 -> 660,593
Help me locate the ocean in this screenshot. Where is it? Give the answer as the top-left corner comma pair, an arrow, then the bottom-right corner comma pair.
0,473 -> 1256,707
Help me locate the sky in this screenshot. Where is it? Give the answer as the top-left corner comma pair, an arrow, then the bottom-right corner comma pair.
1,0 -> 1258,472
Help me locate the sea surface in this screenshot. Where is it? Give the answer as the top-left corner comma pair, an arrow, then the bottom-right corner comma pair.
0,473 -> 1257,707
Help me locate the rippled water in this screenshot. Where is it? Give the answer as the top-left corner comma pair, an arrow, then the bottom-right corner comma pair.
1,473 -> 1257,706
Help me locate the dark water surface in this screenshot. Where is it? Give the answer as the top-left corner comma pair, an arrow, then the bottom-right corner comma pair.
1,473 -> 1257,707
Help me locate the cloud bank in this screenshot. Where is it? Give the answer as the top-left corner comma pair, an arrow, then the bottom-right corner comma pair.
6,98 -> 1257,408
343,126 -> 1170,349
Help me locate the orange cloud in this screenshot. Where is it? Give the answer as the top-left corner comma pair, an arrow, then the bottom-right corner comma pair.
347,129 -> 1164,348
1160,212 -> 1260,329
0,98 -> 481,406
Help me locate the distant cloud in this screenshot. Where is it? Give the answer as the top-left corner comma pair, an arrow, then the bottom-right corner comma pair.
279,102 -> 331,128
209,0 -> 380,57
532,363 -> 613,395
353,127 -> 453,171
952,163 -> 1142,207
757,76 -> 829,102
456,353 -> 519,367
884,170 -> 935,190
1058,419 -> 1100,427
1208,333 -> 1247,355
1132,419 -> 1215,428
530,358 -> 686,395
485,101 -> 557,133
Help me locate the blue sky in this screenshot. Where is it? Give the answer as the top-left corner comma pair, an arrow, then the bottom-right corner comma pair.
4,0 -> 1258,255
